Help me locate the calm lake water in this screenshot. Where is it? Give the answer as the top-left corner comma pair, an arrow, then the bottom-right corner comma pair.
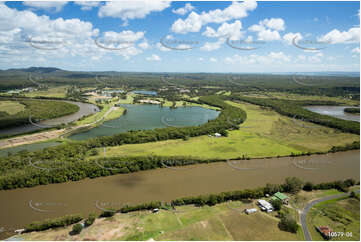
0,101 -> 99,137
304,106 -> 360,122
0,150 -> 359,237
131,90 -> 157,95
0,141 -> 60,157
0,105 -> 219,157
69,104 -> 220,140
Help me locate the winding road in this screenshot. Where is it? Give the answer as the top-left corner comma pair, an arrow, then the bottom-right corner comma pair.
300,190 -> 359,241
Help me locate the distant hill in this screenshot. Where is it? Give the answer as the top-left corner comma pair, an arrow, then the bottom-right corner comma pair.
8,67 -> 63,74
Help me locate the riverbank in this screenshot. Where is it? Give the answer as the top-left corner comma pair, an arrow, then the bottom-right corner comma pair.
0,150 -> 358,237
9,185 -> 360,241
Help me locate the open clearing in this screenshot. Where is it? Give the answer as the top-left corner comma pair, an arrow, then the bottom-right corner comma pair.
20,201 -> 302,241
0,101 -> 25,115
24,86 -> 68,98
92,101 -> 359,160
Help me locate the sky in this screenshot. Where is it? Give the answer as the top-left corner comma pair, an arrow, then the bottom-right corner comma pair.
0,0 -> 360,73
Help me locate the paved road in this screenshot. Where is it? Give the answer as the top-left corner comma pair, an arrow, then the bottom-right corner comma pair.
300,190 -> 359,241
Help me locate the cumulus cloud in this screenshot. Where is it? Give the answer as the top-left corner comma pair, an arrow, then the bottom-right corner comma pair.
0,3 -> 148,64
172,3 -> 194,15
156,42 -> 171,51
352,47 -> 360,54
138,39 -> 150,50
171,0 -> 257,34
200,38 -> 225,51
224,51 -> 290,65
295,52 -> 324,63
210,57 -> 217,62
146,54 -> 161,61
283,32 -> 302,45
98,1 -> 171,24
22,1 -> 67,12
248,18 -> 285,41
74,1 -> 100,11
318,27 -> 360,44
202,20 -> 243,40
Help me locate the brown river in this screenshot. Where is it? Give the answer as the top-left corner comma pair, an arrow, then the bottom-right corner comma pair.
0,150 -> 359,237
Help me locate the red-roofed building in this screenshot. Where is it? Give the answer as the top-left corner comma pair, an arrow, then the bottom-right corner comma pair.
316,226 -> 332,240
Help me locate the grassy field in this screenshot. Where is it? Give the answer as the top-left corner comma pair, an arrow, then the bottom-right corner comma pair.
91,101 -> 359,160
103,107 -> 125,121
20,201 -> 303,241
0,101 -> 25,115
24,86 -> 68,98
307,196 -> 360,241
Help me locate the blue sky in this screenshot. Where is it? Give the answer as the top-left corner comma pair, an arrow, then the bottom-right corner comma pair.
0,1 -> 359,72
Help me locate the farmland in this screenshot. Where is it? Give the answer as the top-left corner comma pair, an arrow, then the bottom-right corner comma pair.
90,100 -> 359,160
19,201 -> 302,241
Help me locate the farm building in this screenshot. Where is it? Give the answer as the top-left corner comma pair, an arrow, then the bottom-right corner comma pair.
257,199 -> 273,213
245,208 -> 257,214
316,226 -> 332,240
271,192 -> 290,204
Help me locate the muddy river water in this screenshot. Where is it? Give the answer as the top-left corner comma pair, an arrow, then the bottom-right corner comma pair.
0,150 -> 359,236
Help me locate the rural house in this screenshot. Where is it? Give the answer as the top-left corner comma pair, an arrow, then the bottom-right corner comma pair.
271,192 -> 289,204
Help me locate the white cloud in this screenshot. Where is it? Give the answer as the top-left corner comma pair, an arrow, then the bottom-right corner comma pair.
318,27 -> 360,44
74,1 -> 100,11
101,30 -> 144,42
202,20 -> 243,40
352,47 -> 360,53
249,18 -> 285,41
210,57 -> 217,62
138,40 -> 150,50
198,57 -> 204,61
257,29 -> 281,41
156,42 -> 171,51
200,38 -> 225,51
261,18 -> 285,31
98,1 -> 171,23
268,51 -> 290,62
172,3 -> 194,15
23,1 -> 67,12
295,52 -> 324,63
171,0 -> 257,34
224,52 -> 290,65
146,54 -> 161,61
283,32 -> 302,45
0,3 -> 149,65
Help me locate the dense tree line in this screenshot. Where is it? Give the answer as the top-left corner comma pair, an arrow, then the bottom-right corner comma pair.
112,177 -> 357,213
329,141 -> 360,152
0,143 -> 358,191
0,155 -> 223,190
227,95 -> 360,134
25,214 -> 83,232
344,107 -> 360,114
120,201 -> 162,213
